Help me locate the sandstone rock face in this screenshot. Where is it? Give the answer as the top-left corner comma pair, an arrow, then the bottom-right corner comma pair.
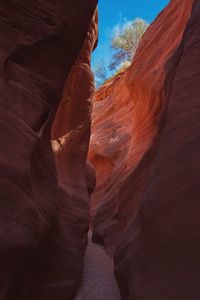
51,6 -> 98,294
0,1 -> 97,299
89,0 -> 200,298
115,1 -> 200,299
88,75 -> 133,236
90,0 -> 193,256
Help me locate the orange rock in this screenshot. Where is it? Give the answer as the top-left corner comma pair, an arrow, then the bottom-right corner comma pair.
89,0 -> 193,254
116,1 -> 200,299
89,1 -> 200,299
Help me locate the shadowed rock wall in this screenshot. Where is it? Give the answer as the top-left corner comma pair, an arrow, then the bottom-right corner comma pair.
0,1 -> 97,299
51,8 -> 98,296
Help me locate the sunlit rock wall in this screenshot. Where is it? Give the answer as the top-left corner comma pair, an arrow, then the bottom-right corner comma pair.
89,0 -> 200,299
89,0 -> 193,256
115,1 -> 200,299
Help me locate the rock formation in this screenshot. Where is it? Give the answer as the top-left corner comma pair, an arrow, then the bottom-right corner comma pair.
0,1 -> 97,299
51,7 -> 98,297
90,0 -> 193,250
1,0 -> 200,299
89,0 -> 200,299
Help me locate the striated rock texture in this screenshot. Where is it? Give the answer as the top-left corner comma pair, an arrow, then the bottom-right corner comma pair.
51,6 -> 98,295
88,75 -> 133,232
115,1 -> 200,299
90,0 -> 194,254
89,0 -> 200,299
0,1 -> 97,300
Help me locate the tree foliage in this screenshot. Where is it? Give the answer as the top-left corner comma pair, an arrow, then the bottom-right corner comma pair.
93,18 -> 149,87
109,18 -> 149,71
93,59 -> 108,87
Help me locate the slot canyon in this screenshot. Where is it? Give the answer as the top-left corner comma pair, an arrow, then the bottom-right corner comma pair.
0,0 -> 200,299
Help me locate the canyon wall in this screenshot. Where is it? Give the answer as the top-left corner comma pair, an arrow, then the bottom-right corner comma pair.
90,0 -> 193,251
115,1 -> 200,299
89,0 -> 200,299
0,1 -> 97,299
51,8 -> 98,297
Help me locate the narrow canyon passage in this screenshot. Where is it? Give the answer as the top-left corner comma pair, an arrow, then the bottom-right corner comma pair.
1,1 -> 200,300
74,231 -> 121,300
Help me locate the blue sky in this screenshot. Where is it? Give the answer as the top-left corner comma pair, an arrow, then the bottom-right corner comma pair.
92,0 -> 169,69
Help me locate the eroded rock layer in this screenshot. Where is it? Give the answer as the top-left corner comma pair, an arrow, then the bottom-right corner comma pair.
0,1 -> 97,299
89,0 -> 200,299
115,1 -> 200,299
90,0 -> 193,254
51,7 -> 98,295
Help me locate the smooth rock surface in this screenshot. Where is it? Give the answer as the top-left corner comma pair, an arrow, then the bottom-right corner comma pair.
51,8 -> 98,298
115,1 -> 200,299
88,0 -> 200,299
89,0 -> 193,255
0,1 -> 97,299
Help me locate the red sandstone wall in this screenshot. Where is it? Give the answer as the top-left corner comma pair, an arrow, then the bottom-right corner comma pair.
115,1 -> 200,298
51,8 -> 98,293
89,1 -> 200,299
89,0 -> 194,254
0,1 -> 97,299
